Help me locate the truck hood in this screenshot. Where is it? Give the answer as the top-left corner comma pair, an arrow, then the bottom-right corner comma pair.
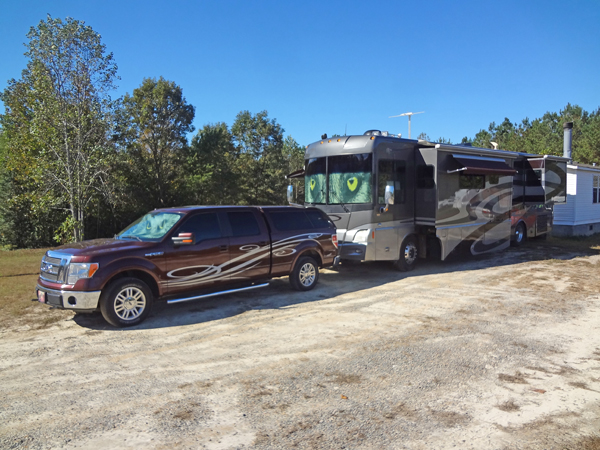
52,238 -> 158,258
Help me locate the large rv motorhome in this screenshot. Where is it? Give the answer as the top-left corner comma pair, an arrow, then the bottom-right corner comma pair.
287,130 -> 567,270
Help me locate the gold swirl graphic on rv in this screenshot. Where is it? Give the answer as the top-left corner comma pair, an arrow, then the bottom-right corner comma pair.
347,177 -> 358,191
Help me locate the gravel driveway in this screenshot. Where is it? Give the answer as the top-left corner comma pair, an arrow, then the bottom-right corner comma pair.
1,244 -> 599,449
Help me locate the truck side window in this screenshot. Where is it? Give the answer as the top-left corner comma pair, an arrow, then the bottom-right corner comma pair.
177,213 -> 221,242
228,212 -> 260,237
378,160 -> 406,204
268,211 -> 313,231
305,210 -> 332,229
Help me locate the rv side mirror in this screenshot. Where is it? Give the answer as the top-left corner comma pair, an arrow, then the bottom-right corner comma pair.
172,232 -> 195,246
287,185 -> 294,204
385,185 -> 395,206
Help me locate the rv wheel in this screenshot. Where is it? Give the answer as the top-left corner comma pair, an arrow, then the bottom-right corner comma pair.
512,222 -> 527,247
394,236 -> 418,272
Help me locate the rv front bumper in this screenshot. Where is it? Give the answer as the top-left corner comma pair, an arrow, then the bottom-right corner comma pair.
35,285 -> 101,311
337,243 -> 367,261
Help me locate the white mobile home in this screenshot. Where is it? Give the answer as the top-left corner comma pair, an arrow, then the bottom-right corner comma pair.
553,163 -> 600,236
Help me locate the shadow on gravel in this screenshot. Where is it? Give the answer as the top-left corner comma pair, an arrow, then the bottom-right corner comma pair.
72,239 -> 594,332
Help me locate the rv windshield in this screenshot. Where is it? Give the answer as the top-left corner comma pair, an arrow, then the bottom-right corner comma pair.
305,157 -> 327,204
328,154 -> 373,204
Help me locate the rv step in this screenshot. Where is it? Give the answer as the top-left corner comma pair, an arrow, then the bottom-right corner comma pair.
167,283 -> 270,305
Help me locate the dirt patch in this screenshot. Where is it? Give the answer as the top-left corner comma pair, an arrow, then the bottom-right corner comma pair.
1,242 -> 600,449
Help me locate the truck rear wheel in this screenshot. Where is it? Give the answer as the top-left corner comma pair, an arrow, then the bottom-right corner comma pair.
290,256 -> 319,291
394,236 -> 418,272
100,277 -> 153,327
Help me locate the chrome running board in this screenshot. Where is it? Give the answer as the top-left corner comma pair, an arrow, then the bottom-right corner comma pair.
167,283 -> 270,305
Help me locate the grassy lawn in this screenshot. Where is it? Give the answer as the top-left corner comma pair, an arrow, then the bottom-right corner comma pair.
1,233 -> 599,331
0,248 -> 71,330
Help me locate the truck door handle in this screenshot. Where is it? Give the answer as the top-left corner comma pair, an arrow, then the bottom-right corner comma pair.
220,245 -> 228,252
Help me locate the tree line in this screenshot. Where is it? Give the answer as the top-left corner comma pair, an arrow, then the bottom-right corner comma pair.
0,16 -> 304,249
1,16 -> 599,250
419,103 -> 600,163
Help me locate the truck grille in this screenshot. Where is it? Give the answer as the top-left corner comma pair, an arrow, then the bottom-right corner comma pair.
40,253 -> 69,283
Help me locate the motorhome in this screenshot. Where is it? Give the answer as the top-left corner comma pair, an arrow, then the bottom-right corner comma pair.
287,130 -> 567,270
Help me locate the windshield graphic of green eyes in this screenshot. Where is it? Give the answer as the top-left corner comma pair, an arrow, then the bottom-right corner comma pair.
347,177 -> 358,191
310,179 -> 316,190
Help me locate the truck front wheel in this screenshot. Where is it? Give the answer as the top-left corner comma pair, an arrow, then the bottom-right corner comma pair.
100,278 -> 153,327
290,256 -> 319,291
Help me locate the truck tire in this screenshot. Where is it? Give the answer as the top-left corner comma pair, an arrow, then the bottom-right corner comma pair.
100,277 -> 153,327
394,236 -> 418,272
290,256 -> 319,291
512,222 -> 527,247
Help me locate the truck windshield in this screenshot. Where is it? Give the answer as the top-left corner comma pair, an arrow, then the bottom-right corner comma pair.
328,154 -> 372,204
117,212 -> 183,241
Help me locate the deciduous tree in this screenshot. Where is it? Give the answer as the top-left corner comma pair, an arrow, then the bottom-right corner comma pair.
231,110 -> 286,205
0,15 -> 119,242
122,77 -> 195,210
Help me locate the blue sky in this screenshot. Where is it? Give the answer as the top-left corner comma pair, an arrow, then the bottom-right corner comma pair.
1,0 -> 599,146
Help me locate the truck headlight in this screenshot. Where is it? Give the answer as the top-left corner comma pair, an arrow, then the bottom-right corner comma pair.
353,229 -> 370,243
66,263 -> 99,285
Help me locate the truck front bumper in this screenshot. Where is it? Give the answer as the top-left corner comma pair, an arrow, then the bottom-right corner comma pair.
36,285 -> 101,311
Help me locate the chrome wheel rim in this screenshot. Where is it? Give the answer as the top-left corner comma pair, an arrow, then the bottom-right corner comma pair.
299,263 -> 316,287
114,287 -> 146,321
404,242 -> 417,266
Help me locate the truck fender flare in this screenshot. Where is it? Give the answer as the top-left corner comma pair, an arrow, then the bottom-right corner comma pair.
99,259 -> 163,297
290,247 -> 324,269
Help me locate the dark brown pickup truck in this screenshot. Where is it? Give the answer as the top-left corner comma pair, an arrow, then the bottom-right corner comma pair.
35,206 -> 338,327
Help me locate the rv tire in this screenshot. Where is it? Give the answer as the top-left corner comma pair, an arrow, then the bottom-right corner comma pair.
394,236 -> 418,272
512,222 -> 527,247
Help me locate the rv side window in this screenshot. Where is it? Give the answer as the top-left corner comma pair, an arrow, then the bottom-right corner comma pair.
487,174 -> 500,185
378,160 -> 406,204
459,174 -> 485,190
417,165 -> 435,189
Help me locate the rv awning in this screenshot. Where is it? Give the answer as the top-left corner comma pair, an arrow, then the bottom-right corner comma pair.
449,155 -> 516,175
286,169 -> 305,179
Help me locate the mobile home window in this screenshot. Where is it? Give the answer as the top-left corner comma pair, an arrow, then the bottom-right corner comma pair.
594,175 -> 600,204
378,160 -> 406,204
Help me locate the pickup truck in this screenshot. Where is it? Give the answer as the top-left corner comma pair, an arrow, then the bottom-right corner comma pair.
35,206 -> 338,327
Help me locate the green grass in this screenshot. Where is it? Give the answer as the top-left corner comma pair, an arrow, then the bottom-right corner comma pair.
1,232 -> 600,330
0,248 -> 70,329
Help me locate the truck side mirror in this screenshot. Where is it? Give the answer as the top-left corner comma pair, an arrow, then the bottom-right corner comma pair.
287,185 -> 294,204
172,232 -> 195,246
385,185 -> 395,207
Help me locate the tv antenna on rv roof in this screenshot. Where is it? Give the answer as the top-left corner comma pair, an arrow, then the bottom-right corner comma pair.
389,111 -> 424,139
